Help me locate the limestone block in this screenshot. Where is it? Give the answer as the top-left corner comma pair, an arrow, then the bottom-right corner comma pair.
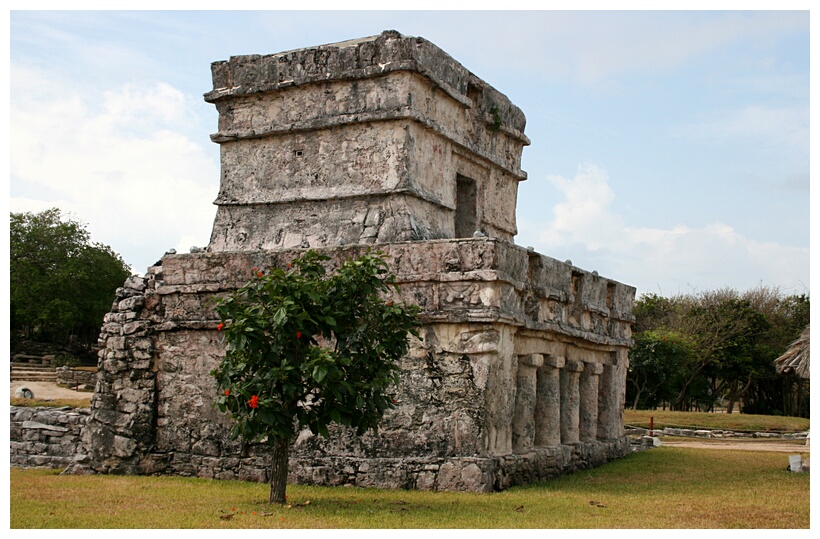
124,275 -> 147,292
103,313 -> 127,324
101,323 -> 123,336
118,295 -> 144,312
22,421 -> 69,433
122,321 -> 148,336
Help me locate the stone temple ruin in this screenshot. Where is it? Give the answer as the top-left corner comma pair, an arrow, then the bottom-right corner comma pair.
68,31 -> 636,492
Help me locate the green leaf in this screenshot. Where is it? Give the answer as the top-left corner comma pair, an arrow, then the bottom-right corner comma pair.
313,365 -> 328,383
330,408 -> 342,424
258,408 -> 276,426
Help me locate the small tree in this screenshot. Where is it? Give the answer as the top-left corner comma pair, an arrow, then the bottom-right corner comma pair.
210,250 -> 420,504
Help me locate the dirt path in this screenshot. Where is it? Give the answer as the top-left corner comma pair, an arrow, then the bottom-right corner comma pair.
659,438 -> 810,453
10,381 -> 92,403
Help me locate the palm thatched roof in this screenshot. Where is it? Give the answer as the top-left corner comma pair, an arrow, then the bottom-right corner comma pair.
775,325 -> 810,379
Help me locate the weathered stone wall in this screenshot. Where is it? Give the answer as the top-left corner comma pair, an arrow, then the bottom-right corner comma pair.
10,406 -> 89,468
207,31 -> 529,252
55,367 -> 97,389
69,239 -> 634,491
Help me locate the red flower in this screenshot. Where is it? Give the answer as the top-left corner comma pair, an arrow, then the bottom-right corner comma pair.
296,331 -> 302,339
224,389 -> 230,396
217,323 -> 224,331
253,267 -> 258,271
248,395 -> 259,408
257,272 -> 263,277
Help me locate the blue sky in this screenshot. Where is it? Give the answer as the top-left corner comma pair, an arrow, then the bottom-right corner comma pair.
7,7 -> 812,298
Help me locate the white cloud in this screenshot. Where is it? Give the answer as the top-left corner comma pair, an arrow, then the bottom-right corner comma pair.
10,65 -> 219,274
519,164 -> 809,296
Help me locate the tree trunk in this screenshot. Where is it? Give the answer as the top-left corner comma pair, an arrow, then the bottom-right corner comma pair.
632,389 -> 642,410
269,436 -> 290,504
726,379 -> 738,414
629,378 -> 643,410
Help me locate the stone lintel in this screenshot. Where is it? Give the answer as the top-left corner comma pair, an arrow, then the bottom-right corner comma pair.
518,354 -> 544,368
543,355 -> 565,369
21,421 -> 69,433
583,362 -> 605,376
564,359 -> 585,373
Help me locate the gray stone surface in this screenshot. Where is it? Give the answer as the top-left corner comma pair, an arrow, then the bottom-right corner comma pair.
55,366 -> 97,389
10,406 -> 89,468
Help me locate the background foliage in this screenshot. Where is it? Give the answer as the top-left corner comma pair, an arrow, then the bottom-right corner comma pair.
627,287 -> 809,416
10,208 -> 131,348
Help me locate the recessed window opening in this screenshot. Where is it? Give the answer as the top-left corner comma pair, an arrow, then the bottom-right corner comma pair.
293,149 -> 304,157
571,271 -> 584,304
455,174 -> 478,238
606,283 -> 616,310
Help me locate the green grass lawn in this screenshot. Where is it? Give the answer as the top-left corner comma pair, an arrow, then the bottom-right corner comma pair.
623,409 -> 809,433
10,446 -> 809,529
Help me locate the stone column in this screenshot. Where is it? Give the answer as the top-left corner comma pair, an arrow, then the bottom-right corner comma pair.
579,362 -> 604,442
534,355 -> 564,448
512,354 -> 544,452
596,360 -> 617,440
598,349 -> 628,439
560,359 -> 584,445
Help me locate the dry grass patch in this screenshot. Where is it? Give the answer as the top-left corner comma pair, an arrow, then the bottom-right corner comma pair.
11,397 -> 91,408
624,409 -> 809,433
11,446 -> 809,529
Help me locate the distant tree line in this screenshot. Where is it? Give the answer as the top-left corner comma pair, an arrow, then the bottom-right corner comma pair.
627,287 -> 809,417
10,208 -> 132,349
